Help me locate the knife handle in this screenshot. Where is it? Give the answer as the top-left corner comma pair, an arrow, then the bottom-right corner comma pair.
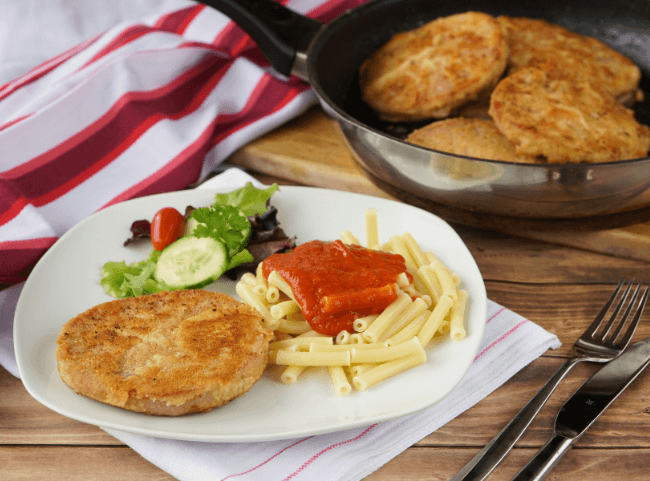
450,357 -> 581,481
510,434 -> 575,481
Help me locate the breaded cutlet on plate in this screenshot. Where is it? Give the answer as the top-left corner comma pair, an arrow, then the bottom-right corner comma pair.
359,11 -> 508,122
56,290 -> 273,416
489,66 -> 650,163
497,16 -> 641,100
406,118 -> 541,163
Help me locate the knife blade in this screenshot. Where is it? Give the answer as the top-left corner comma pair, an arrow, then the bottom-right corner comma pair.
511,336 -> 650,481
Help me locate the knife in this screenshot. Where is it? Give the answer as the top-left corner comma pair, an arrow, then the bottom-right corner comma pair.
510,336 -> 650,481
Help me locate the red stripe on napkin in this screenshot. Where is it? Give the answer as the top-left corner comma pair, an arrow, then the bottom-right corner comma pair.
0,33 -> 102,101
282,424 -> 378,481
0,238 -> 57,283
5,52 -> 225,204
103,74 -> 308,207
474,319 -> 530,362
0,191 -> 29,226
79,25 -> 155,71
154,4 -> 206,34
220,437 -> 313,481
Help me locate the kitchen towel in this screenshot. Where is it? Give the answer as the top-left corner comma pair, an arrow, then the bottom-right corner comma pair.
0,167 -> 561,481
0,0 -> 366,284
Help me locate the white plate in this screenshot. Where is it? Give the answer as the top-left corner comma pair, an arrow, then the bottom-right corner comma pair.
14,186 -> 487,442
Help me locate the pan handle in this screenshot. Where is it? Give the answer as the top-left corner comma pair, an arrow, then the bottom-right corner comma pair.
200,0 -> 323,78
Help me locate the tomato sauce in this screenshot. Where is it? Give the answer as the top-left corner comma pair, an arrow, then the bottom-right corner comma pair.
262,240 -> 411,335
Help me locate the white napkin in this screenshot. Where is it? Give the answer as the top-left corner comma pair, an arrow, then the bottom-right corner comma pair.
0,168 -> 560,481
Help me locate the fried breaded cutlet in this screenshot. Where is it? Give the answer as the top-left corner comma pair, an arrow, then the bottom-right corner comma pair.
489,66 -> 650,163
496,16 -> 641,99
406,118 -> 541,163
359,11 -> 508,122
56,290 -> 273,416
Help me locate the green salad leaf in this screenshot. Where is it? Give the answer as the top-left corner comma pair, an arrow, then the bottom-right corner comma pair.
100,250 -> 171,298
189,205 -> 251,256
213,182 -> 278,216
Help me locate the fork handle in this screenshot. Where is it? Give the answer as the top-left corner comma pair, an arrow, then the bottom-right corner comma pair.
450,356 -> 582,481
510,434 -> 575,481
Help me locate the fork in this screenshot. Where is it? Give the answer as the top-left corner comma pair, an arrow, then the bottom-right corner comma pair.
451,279 -> 648,481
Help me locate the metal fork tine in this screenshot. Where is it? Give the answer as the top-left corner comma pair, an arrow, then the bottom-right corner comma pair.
598,280 -> 634,340
615,286 -> 649,349
609,284 -> 641,341
601,281 -> 641,342
584,279 -> 625,339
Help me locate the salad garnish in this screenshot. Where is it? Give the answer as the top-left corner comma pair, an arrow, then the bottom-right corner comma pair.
101,183 -> 294,298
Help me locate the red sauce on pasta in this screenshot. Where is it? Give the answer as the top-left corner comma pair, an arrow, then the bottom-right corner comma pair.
262,240 -> 411,335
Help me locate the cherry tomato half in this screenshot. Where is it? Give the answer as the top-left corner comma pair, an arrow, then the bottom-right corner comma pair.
150,207 -> 185,251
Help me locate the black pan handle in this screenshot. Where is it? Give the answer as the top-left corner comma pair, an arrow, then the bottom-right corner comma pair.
200,0 -> 323,77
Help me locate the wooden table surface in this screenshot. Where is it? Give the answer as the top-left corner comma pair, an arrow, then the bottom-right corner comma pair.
3,115 -> 650,480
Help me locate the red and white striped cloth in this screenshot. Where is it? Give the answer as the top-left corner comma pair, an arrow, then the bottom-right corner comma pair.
0,0 -> 366,284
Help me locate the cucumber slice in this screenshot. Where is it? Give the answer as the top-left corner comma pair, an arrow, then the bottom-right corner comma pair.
154,236 -> 227,289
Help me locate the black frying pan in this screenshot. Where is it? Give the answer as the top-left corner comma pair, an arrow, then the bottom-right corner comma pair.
203,0 -> 650,218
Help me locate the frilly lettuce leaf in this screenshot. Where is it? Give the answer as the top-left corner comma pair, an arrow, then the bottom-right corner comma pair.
100,250 -> 171,298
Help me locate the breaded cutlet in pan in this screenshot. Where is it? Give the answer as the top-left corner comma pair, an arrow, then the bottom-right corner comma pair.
406,117 -> 541,163
359,11 -> 508,122
489,66 -> 650,163
497,16 -> 641,100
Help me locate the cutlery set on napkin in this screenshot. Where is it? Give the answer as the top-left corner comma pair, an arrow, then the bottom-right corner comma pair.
2,1 -> 650,480
453,281 -> 650,481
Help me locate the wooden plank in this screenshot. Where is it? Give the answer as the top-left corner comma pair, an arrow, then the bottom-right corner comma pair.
456,224 -> 650,284
0,446 -> 174,481
0,367 -> 120,445
2,445 -> 648,481
227,107 -> 650,263
365,447 -> 650,481
227,108 -> 391,199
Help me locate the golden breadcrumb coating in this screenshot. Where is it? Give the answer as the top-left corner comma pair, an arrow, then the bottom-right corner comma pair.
56,290 -> 273,416
489,66 -> 650,163
497,16 -> 641,99
406,118 -> 541,163
359,11 -> 509,122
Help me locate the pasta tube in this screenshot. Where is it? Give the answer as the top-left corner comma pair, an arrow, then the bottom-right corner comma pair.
417,295 -> 454,347
309,341 -> 388,352
401,232 -> 429,269
353,314 -> 378,333
352,343 -> 426,391
450,290 -> 468,341
270,300 -> 300,320
235,282 -> 277,330
341,230 -> 360,245
269,336 -> 332,351
240,272 -> 257,286
267,270 -> 296,302
276,350 -> 351,367
380,297 -> 428,341
387,311 -> 430,346
365,208 -> 379,249
281,365 -> 307,384
350,337 -> 423,364
328,366 -> 352,396
362,291 -> 412,343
